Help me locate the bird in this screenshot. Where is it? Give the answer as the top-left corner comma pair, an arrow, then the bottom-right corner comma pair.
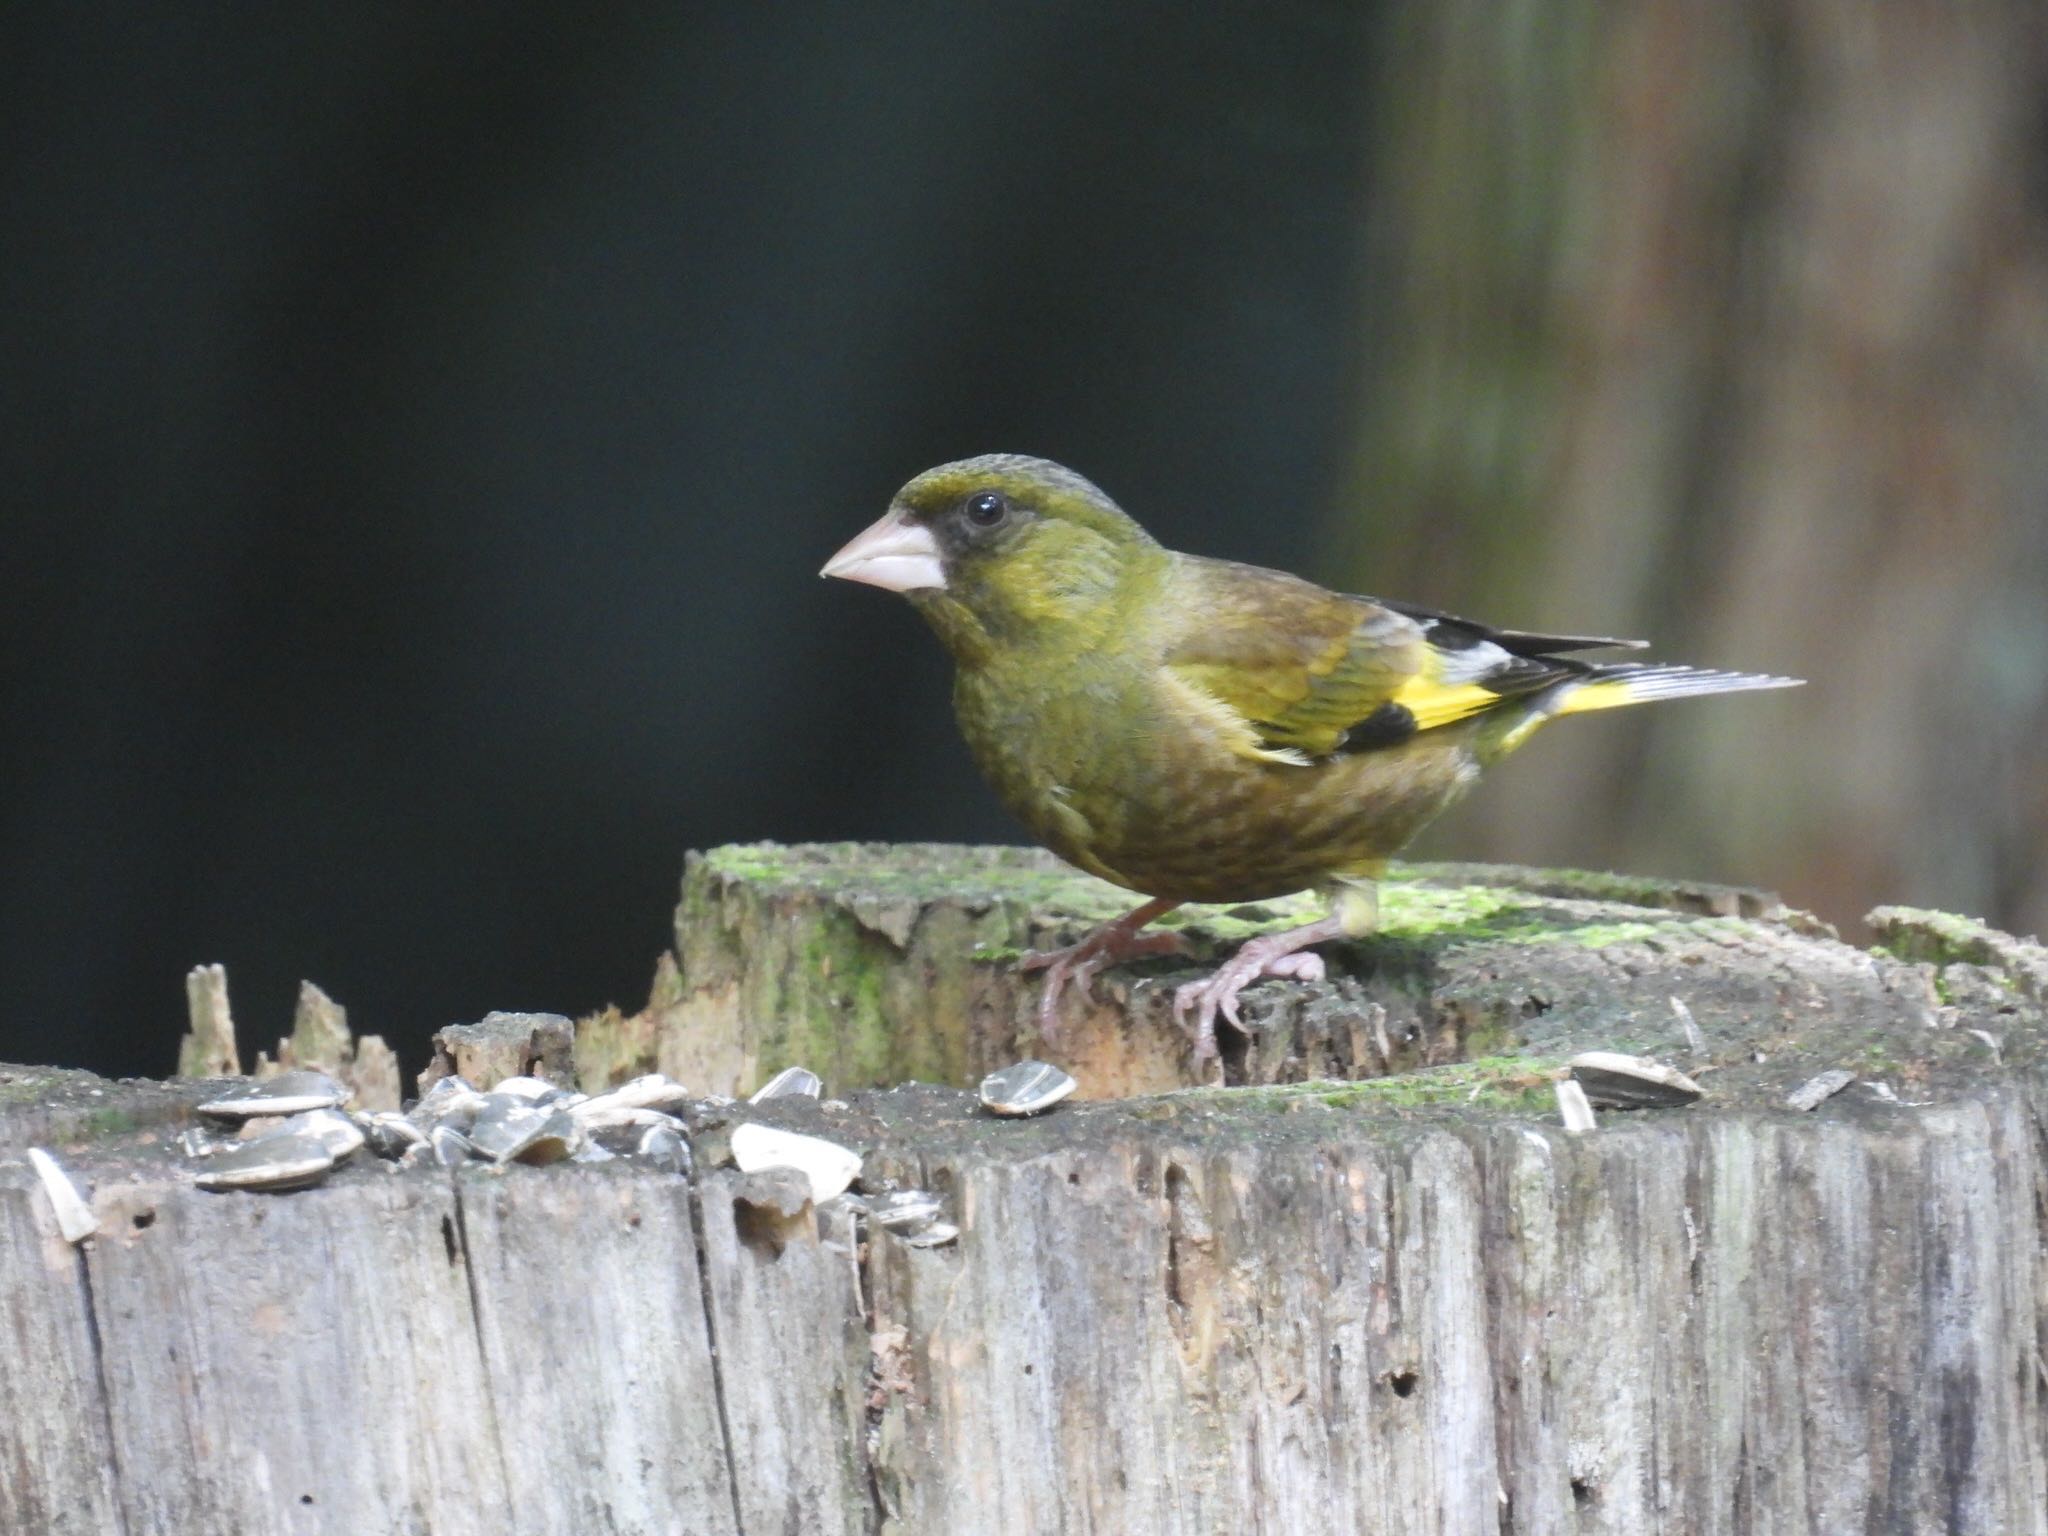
821,454 -> 1799,1060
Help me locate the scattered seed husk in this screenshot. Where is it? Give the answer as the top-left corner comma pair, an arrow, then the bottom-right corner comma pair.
28,1148 -> 98,1242
577,1074 -> 692,1116
637,1123 -> 690,1174
729,1122 -> 861,1203
1669,996 -> 1707,1056
978,1059 -> 1077,1117
1554,1080 -> 1597,1134
484,1075 -> 574,1105
515,1117 -> 578,1164
467,1099 -> 577,1164
868,1189 -> 945,1233
278,1107 -> 366,1161
572,1104 -> 682,1134
194,1132 -> 336,1192
176,1128 -> 219,1159
197,1069 -> 349,1121
1568,1051 -> 1704,1110
430,1125 -> 476,1168
1786,1069 -> 1856,1112
408,1076 -> 486,1134
358,1111 -> 426,1159
750,1066 -> 823,1103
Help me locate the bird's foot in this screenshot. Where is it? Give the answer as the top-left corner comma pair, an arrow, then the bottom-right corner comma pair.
1172,916 -> 1349,1061
1022,898 -> 1185,1041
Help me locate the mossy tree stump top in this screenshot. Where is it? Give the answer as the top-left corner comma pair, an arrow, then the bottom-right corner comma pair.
579,841 -> 2037,1108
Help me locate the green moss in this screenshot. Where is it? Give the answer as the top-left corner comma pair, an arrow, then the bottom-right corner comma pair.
785,911 -> 896,1080
1380,883 -> 1513,932
1552,920 -> 1673,947
0,1073 -> 58,1105
700,845 -> 1720,956
1377,893 -> 1680,952
1869,906 -> 2005,969
697,844 -> 797,884
967,882 -> 1692,968
79,1107 -> 139,1138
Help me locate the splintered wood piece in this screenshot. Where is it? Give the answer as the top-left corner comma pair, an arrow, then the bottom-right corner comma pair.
179,963 -> 240,1080
421,1011 -> 577,1095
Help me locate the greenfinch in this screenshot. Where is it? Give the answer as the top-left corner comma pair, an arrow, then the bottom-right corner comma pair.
823,454 -> 1798,1059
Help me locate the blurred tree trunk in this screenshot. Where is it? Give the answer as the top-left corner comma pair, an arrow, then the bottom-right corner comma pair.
1339,1 -> 2048,938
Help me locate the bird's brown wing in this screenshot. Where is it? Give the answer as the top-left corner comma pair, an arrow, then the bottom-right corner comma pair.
1163,557 -> 1624,761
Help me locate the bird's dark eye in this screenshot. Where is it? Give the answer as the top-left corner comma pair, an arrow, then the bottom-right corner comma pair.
965,491 -> 1008,527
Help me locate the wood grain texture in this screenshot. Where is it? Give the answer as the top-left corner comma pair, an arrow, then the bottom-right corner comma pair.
695,1170 -> 874,1535
85,1169 -> 501,1536
0,1170 -> 124,1536
7,844 -> 2048,1533
857,1084 -> 2048,1534
457,1166 -> 739,1536
5,1080 -> 2048,1534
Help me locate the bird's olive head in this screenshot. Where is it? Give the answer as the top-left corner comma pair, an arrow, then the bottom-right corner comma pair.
821,454 -> 1158,661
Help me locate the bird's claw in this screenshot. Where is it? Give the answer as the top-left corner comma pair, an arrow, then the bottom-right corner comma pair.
1173,937 -> 1333,1060
1261,952 -> 1325,983
1024,922 -> 1189,1041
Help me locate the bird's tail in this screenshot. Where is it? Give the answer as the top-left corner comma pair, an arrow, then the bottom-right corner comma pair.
1483,663 -> 1803,760
1555,663 -> 1804,714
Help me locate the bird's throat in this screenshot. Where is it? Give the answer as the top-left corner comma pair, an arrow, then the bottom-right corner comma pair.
913,527 -> 1156,672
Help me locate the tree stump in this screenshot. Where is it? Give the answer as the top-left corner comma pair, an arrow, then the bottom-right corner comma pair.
577,841 -> 1949,1101
3,841 -> 2046,1535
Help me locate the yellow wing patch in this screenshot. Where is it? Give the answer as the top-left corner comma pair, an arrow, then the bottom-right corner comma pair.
1389,675 -> 1508,732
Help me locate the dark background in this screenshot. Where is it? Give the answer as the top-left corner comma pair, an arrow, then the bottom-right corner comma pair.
6,4 -> 2045,1079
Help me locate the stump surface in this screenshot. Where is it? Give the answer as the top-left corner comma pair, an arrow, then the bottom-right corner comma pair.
581,842 -> 2008,1104
4,842 -> 2047,1535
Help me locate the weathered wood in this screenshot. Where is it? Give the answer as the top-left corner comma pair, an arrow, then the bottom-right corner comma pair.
85,1170 -> 501,1536
10,1067 -> 2048,1534
424,1010 -> 578,1093
0,1171 -> 123,1536
457,1167 -> 739,1535
826,1078 -> 2048,1534
7,842 -> 2048,1534
179,962 -> 240,1079
579,841 -> 1936,1101
694,1171 -> 873,1534
251,982 -> 403,1114
173,966 -> 401,1115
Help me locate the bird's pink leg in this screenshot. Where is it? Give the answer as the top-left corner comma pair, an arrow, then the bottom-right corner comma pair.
1021,896 -> 1186,1040
1172,914 -> 1350,1061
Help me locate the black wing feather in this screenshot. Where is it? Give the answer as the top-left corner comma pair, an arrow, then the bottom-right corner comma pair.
1374,597 -> 1647,658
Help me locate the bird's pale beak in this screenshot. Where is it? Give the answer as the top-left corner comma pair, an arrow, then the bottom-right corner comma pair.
819,509 -> 946,592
